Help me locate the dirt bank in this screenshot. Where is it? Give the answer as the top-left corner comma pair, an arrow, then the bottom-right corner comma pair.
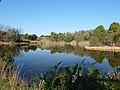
85,46 -> 120,52
34,40 -> 90,47
0,41 -> 10,45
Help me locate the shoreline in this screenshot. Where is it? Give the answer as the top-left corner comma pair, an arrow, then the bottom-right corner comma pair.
1,41 -> 120,53
0,42 -> 10,45
85,46 -> 120,52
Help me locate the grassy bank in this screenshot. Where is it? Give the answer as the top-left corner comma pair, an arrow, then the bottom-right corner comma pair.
0,60 -> 120,90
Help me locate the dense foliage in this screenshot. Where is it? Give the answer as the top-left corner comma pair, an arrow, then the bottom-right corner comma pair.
38,22 -> 120,46
89,25 -> 106,45
1,22 -> 120,46
43,62 -> 120,90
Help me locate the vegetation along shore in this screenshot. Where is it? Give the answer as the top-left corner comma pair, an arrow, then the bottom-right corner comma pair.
1,22 -> 120,52
0,59 -> 120,90
1,22 -> 120,89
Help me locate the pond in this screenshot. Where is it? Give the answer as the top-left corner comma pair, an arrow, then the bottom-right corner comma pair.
0,45 -> 120,81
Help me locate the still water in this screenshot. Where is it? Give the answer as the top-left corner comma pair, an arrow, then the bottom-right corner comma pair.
1,45 -> 120,80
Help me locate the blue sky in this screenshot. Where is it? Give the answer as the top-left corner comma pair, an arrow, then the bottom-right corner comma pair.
0,0 -> 120,36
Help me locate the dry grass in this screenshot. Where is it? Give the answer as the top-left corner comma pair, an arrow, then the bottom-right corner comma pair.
0,59 -> 120,90
0,60 -> 45,90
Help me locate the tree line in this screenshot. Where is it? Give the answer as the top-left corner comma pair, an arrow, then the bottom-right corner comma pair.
38,22 -> 120,46
1,22 -> 120,46
0,25 -> 38,42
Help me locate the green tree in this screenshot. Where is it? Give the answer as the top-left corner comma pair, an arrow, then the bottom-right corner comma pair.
57,33 -> 64,42
24,33 -> 29,39
50,32 -> 58,41
0,25 -> 4,41
64,32 -> 74,42
15,29 -> 21,41
106,22 -> 120,45
28,34 -> 38,40
0,31 -> 3,41
74,31 -> 90,44
90,25 -> 106,45
108,22 -> 120,33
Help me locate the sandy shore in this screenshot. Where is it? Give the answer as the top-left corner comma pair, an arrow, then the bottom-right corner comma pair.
85,46 -> 120,52
0,42 -> 10,45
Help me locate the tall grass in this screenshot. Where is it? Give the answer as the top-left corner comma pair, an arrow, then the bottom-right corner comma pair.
0,60 -> 45,90
0,59 -> 120,90
43,61 -> 120,90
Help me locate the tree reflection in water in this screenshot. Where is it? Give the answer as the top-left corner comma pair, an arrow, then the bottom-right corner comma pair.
0,45 -> 120,68
36,45 -> 120,67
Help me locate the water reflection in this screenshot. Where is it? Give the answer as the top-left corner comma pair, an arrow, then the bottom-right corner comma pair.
1,45 -> 120,67
35,45 -> 120,67
20,45 -> 37,52
0,45 -> 20,63
0,45 -> 120,80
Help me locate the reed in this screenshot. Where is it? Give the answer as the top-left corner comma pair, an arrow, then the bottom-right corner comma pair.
0,59 -> 120,90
